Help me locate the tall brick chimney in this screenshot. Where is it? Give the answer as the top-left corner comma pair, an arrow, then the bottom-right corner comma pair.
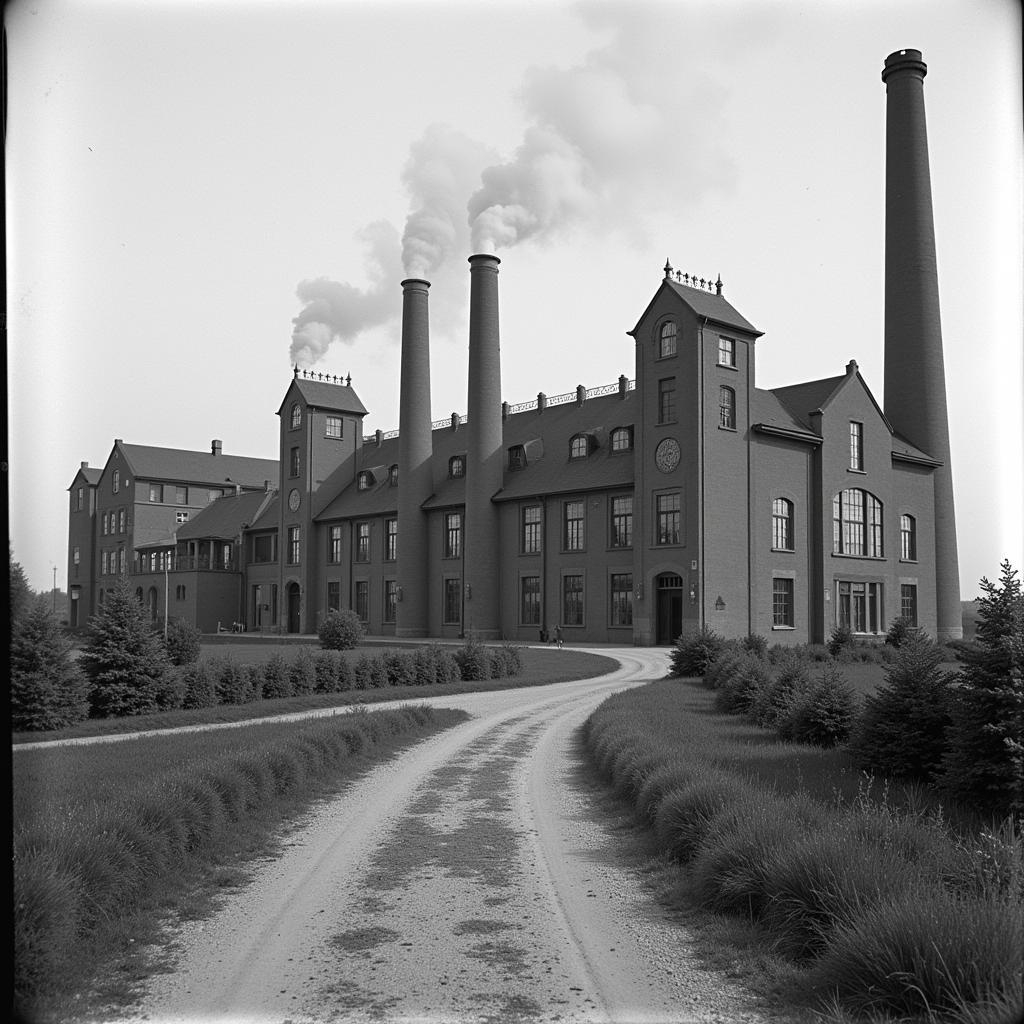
463,254 -> 503,638
395,277 -> 432,637
881,49 -> 961,640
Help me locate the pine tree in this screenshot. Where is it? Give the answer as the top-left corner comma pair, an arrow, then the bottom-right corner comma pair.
9,545 -> 34,628
10,596 -> 90,731
940,561 -> 1024,816
80,575 -> 171,717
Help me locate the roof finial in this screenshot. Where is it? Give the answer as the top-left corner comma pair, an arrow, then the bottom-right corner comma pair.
346,373 -> 352,387
293,364 -> 299,378
663,258 -> 673,280
715,274 -> 723,295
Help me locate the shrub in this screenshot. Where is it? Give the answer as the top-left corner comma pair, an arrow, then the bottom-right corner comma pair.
715,652 -> 773,714
289,648 -> 317,696
152,665 -> 188,710
749,649 -> 811,728
369,656 -> 389,688
653,772 -> 742,863
848,631 -> 955,780
210,657 -> 253,705
454,636 -> 492,681
429,645 -> 460,685
777,662 -> 857,747
702,644 -> 744,691
827,624 -> 854,658
500,641 -> 524,676
261,653 -> 292,700
318,609 -> 364,650
883,615 -> 916,649
314,651 -> 340,693
334,654 -> 354,691
163,617 -> 201,665
742,633 -> 768,659
383,651 -> 417,688
940,561 -> 1024,817
413,646 -> 437,687
669,625 -> 725,677
180,662 -> 217,709
353,653 -> 375,690
10,597 -> 90,731
80,576 -> 171,717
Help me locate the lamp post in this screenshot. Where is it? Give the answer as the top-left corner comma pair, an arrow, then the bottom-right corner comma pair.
52,565 -> 57,614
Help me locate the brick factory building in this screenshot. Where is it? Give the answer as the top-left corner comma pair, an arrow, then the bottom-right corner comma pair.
66,50 -> 961,645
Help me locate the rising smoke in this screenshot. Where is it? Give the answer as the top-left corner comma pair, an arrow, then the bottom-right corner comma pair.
290,6 -> 734,367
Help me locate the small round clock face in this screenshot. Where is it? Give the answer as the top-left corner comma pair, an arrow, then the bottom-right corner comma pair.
288,488 -> 301,512
655,437 -> 681,473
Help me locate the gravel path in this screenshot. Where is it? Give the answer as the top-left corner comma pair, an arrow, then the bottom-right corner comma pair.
110,649 -> 783,1024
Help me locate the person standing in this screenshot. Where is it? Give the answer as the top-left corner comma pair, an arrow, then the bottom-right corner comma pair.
554,624 -> 563,649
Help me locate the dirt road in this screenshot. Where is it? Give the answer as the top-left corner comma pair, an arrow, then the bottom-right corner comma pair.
116,649 -> 777,1024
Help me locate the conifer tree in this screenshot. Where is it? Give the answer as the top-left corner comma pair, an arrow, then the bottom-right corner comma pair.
11,596 -> 89,731
80,575 -> 171,717
940,560 -> 1024,816
9,545 -> 34,627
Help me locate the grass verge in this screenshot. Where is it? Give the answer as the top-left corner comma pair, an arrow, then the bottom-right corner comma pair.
13,704 -> 469,1024
13,647 -> 616,744
583,678 -> 1023,1024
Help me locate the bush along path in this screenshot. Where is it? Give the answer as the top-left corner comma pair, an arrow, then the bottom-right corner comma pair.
13,704 -> 468,1024
582,679 -> 1023,1023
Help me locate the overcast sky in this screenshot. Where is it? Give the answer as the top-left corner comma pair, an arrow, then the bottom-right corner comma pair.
7,0 -> 1022,597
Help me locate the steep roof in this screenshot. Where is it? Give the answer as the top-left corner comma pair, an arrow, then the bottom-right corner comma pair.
117,442 -> 278,489
770,375 -> 846,430
177,490 -> 275,540
631,277 -> 762,338
277,376 -> 368,417
68,465 -> 102,489
750,388 -> 821,441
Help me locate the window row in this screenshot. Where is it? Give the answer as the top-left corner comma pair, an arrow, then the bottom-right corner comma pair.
145,483 -> 221,506
509,426 -> 633,470
657,322 -> 737,368
100,549 -> 127,575
101,508 -> 129,535
290,405 -> 343,437
775,494 -> 917,562
770,579 -> 919,632
656,379 -> 735,429
340,577 -> 464,626
519,497 -> 637,553
519,573 -> 634,628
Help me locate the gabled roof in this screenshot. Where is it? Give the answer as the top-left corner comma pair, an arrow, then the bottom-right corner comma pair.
631,278 -> 762,338
177,490 -> 275,541
316,436 -> 400,521
277,376 -> 368,417
248,490 -> 281,530
750,388 -> 822,445
770,375 -> 846,430
116,442 -> 278,488
68,465 -> 102,489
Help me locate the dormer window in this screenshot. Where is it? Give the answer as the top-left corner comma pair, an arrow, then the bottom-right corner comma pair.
449,456 -> 465,479
508,445 -> 526,471
610,427 -> 633,453
388,465 -> 398,486
659,321 -> 678,358
290,403 -> 302,429
357,471 -> 373,491
569,434 -> 590,460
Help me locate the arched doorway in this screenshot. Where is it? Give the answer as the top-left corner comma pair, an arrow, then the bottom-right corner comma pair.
286,582 -> 301,634
656,573 -> 683,645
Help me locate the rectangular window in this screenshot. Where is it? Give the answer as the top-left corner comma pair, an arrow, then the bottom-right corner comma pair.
383,580 -> 397,623
520,576 -> 541,625
325,415 -> 343,439
175,485 -> 188,505
354,580 -> 369,622
118,509 -> 126,533
73,546 -> 80,566
656,492 -> 681,545
113,470 -> 120,493
289,447 -> 300,478
772,578 -> 794,627
610,496 -> 633,548
610,573 -> 633,627
444,512 -> 462,559
562,574 -> 584,626
287,526 -> 301,565
385,518 -> 398,561
563,500 -> 584,551
327,525 -> 342,564
658,378 -> 676,424
327,581 -> 341,613
355,522 -> 371,562
718,337 -> 736,366
149,483 -> 163,503
521,505 -> 541,554
900,515 -> 917,561
838,581 -> 882,634
76,487 -> 84,511
772,499 -> 793,550
252,534 -> 277,563
101,551 -> 109,575
118,548 -> 125,574
719,386 -> 735,429
900,583 -> 918,626
850,422 -> 864,470
176,510 -> 189,524
443,578 -> 462,624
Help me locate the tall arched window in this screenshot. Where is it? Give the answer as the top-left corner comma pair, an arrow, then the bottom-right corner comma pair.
772,498 -> 794,551
900,514 -> 917,560
290,403 -> 302,429
719,386 -> 736,429
833,489 -> 883,557
659,321 -> 678,358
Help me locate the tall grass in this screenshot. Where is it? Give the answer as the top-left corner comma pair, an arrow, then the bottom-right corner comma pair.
13,704 -> 467,1021
582,678 -> 1023,1023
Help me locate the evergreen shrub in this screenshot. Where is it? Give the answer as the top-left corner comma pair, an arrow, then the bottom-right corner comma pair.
777,662 -> 857,747
669,625 -> 725,677
289,648 -> 317,695
163,618 -> 201,665
261,653 -> 292,699
180,662 -> 217,709
454,636 -> 492,681
318,609 -> 364,650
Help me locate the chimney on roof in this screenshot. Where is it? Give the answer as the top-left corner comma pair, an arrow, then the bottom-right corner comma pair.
212,439 -> 223,456
81,461 -> 89,469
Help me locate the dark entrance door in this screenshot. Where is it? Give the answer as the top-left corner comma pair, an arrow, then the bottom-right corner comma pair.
287,583 -> 301,634
656,573 -> 684,644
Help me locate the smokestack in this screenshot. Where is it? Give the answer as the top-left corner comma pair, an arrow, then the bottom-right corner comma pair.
463,254 -> 503,639
881,49 -> 961,641
395,277 -> 432,637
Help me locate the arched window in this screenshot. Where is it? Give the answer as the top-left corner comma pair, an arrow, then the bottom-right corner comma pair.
569,434 -> 589,459
610,427 -> 633,452
449,455 -> 465,478
719,386 -> 736,429
388,464 -> 398,486
832,489 -> 883,557
357,471 -> 373,491
900,514 -> 917,561
112,469 -> 120,493
772,498 -> 794,551
508,445 -> 526,471
659,321 -> 678,358
290,403 -> 302,429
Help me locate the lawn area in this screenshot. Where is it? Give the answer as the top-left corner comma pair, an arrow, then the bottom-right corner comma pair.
12,644 -> 618,745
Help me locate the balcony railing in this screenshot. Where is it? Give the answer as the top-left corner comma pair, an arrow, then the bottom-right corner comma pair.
135,556 -> 236,573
